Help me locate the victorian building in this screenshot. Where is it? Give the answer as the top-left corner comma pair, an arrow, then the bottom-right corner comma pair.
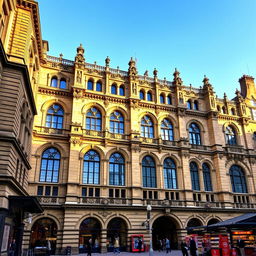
1,0 -> 256,255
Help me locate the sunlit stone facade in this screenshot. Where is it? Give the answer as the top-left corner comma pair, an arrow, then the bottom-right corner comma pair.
1,0 -> 256,254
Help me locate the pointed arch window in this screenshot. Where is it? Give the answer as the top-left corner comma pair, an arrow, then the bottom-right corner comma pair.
86,107 -> 102,131
83,150 -> 100,184
202,163 -> 212,191
190,162 -> 200,191
87,80 -> 94,90
60,78 -> 67,89
160,94 -> 165,104
147,91 -> 153,101
194,100 -> 199,110
161,118 -> 174,141
39,148 -> 60,183
140,90 -> 145,100
109,152 -> 125,186
225,126 -> 237,145
46,104 -> 64,129
111,84 -> 117,94
167,95 -> 172,105
110,111 -> 124,134
142,156 -> 156,188
96,81 -> 102,92
163,158 -> 177,189
187,100 -> 192,109
230,165 -> 247,193
119,85 -> 125,96
189,123 -> 201,145
141,115 -> 154,138
50,77 -> 58,88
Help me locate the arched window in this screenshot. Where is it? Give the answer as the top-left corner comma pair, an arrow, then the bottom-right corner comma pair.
167,95 -> 172,105
141,115 -> 154,138
231,108 -> 236,115
163,158 -> 177,189
50,76 -> 58,88
83,150 -> 100,184
109,152 -> 125,186
140,90 -> 145,100
160,94 -> 165,104
60,78 -> 67,89
217,105 -> 221,112
202,163 -> 212,191
39,148 -> 60,183
222,106 -> 226,114
190,162 -> 200,190
142,156 -> 156,188
96,81 -> 102,92
110,111 -> 124,134
225,126 -> 237,145
147,91 -> 153,101
187,100 -> 192,109
161,118 -> 174,141
86,107 -> 102,131
194,100 -> 199,110
119,85 -> 125,96
230,165 -> 247,193
46,104 -> 64,129
189,123 -> 201,145
111,84 -> 117,94
87,80 -> 94,90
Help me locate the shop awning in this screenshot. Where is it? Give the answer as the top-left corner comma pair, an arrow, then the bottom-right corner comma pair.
9,196 -> 43,214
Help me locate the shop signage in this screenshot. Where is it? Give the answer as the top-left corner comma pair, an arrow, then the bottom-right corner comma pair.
219,235 -> 230,256
211,249 -> 220,256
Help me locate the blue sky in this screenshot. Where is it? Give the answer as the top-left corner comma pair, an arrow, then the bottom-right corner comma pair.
37,0 -> 256,99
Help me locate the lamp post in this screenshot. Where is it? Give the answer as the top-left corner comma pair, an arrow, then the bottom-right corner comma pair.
147,204 -> 153,256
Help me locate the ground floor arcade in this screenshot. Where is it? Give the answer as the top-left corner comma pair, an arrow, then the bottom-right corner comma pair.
22,207 -> 238,254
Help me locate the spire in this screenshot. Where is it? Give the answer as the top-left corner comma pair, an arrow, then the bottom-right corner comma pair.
105,56 -> 110,67
202,75 -> 213,91
172,68 -> 182,86
128,57 -> 138,78
75,43 -> 85,64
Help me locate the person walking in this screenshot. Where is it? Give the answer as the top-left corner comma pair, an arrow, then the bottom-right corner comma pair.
87,238 -> 93,256
165,238 -> 171,254
237,237 -> 245,256
181,240 -> 189,256
113,236 -> 120,254
190,238 -> 197,256
138,237 -> 143,253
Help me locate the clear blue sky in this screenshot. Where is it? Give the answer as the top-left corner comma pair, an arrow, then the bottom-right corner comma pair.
37,0 -> 256,99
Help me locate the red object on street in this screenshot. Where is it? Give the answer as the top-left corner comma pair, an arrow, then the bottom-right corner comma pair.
231,248 -> 238,256
130,235 -> 144,252
219,235 -> 230,256
211,249 -> 220,256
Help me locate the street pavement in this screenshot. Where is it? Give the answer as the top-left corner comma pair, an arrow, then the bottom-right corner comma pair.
72,250 -> 183,256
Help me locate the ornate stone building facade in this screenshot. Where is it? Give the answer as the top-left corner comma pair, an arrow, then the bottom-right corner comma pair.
1,0 -> 256,255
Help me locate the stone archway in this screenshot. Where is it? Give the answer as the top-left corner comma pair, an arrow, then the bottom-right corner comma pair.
152,216 -> 179,250
79,217 -> 101,253
30,218 -> 57,255
107,217 -> 128,252
207,218 -> 220,226
187,218 -> 203,234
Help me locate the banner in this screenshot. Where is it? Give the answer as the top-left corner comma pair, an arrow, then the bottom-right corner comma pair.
219,235 -> 230,256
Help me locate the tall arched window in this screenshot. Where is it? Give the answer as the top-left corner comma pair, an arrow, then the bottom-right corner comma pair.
60,78 -> 67,89
140,90 -> 145,100
141,115 -> 154,138
194,100 -> 199,110
110,111 -> 124,134
225,126 -> 237,145
163,158 -> 177,189
109,152 -> 125,186
39,148 -> 60,183
87,80 -> 94,90
50,77 -> 58,88
142,156 -> 156,188
167,95 -> 172,105
111,84 -> 117,94
222,106 -> 226,114
96,81 -> 102,92
187,100 -> 192,109
230,165 -> 247,193
160,94 -> 165,104
161,118 -> 174,141
189,123 -> 201,145
190,162 -> 200,191
147,91 -> 153,101
86,107 -> 102,131
119,85 -> 125,96
46,104 -> 64,129
202,163 -> 212,191
83,150 -> 100,184
231,108 -> 236,115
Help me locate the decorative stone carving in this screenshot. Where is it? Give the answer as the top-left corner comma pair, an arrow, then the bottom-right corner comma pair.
98,211 -> 112,218
75,44 -> 85,64
128,57 -> 138,78
172,68 -> 183,86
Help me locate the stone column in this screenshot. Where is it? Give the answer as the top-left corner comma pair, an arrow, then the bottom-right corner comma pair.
101,229 -> 107,253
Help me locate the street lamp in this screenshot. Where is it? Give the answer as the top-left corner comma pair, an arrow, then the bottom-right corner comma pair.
147,204 -> 153,256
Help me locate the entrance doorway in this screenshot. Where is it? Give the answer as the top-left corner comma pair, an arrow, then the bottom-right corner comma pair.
79,217 -> 101,253
107,217 -> 127,252
152,216 -> 179,250
30,218 -> 57,255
